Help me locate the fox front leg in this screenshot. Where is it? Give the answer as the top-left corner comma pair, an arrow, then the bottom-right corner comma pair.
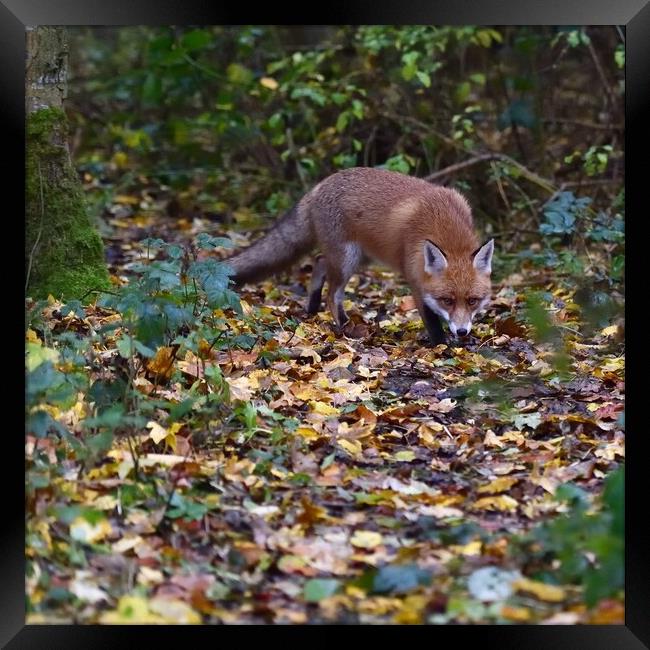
413,290 -> 447,346
422,304 -> 447,346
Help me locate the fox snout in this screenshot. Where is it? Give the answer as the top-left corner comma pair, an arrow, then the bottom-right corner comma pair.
450,322 -> 471,337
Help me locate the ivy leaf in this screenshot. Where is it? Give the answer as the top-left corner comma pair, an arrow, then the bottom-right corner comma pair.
304,579 -> 341,602
371,564 -> 432,594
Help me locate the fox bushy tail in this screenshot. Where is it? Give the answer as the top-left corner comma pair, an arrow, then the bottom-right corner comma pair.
225,205 -> 315,285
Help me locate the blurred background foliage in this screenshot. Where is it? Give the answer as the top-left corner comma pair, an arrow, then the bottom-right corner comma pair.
66,25 -> 624,298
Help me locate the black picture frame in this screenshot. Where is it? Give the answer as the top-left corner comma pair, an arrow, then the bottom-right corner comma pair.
7,1 -> 647,646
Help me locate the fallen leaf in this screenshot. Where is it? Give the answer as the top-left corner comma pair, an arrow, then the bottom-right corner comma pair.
147,346 -> 176,380
147,420 -> 168,444
260,77 -> 279,90
69,517 -> 112,544
467,567 -> 521,602
350,530 -> 383,549
513,577 -> 566,602
471,495 -> 519,512
500,604 -> 532,622
304,578 -> 341,602
477,477 -> 520,495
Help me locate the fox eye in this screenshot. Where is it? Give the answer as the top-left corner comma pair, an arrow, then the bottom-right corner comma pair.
439,297 -> 454,306
467,297 -> 479,307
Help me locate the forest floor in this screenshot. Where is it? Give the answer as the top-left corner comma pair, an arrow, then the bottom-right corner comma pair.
26,181 -> 625,624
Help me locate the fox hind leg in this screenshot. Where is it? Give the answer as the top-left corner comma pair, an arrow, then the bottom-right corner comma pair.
325,244 -> 362,328
307,256 -> 327,315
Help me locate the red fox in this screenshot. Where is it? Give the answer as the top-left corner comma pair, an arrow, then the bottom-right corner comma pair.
226,167 -> 493,345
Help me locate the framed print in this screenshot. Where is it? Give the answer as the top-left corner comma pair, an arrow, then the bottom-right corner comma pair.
8,0 -> 647,646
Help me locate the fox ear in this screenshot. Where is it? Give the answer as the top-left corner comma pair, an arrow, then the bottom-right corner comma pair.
423,240 -> 448,275
472,239 -> 494,274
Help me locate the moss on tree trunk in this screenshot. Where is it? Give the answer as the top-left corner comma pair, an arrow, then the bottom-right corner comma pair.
25,27 -> 109,300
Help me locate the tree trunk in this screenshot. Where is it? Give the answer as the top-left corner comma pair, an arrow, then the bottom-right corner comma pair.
25,26 -> 109,300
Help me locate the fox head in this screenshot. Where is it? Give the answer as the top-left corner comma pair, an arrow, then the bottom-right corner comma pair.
421,239 -> 494,338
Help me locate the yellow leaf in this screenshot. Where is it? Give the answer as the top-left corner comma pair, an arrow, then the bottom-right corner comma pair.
323,353 -> 354,372
310,401 -> 339,416
225,375 -> 256,401
149,597 -> 201,624
393,595 -> 427,624
99,596 -> 166,624
111,151 -> 128,168
26,342 -> 59,371
501,604 -> 532,622
147,347 -> 175,379
260,76 -> 279,90
291,383 -> 322,400
31,520 -> 52,553
472,495 -> 518,512
393,450 -> 416,462
26,328 -> 40,343
588,599 -> 624,624
147,421 -> 168,444
296,426 -> 319,440
451,540 -> 482,556
198,338 -> 212,359
513,577 -> 566,602
337,438 -> 362,456
70,517 -> 112,544
599,357 -> 624,373
165,422 -> 183,452
114,194 -> 140,205
111,535 -> 143,554
477,477 -> 519,495
345,585 -> 367,599
278,555 -> 313,575
350,530 -> 383,549
501,430 -> 525,445
92,495 -> 118,510
600,325 -> 620,338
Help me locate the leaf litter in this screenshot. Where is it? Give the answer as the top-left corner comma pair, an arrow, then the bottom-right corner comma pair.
26,192 -> 624,624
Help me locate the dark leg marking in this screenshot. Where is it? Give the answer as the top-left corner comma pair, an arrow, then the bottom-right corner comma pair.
307,289 -> 323,315
422,302 -> 447,346
307,256 -> 327,315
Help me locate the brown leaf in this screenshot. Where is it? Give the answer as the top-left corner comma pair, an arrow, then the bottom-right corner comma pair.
494,316 -> 527,338
147,346 -> 177,380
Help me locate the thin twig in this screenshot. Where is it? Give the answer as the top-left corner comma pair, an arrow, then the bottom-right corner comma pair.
424,152 -> 557,195
182,52 -> 226,81
562,178 -> 621,189
424,153 -> 497,182
285,127 -> 308,190
490,160 -> 511,212
79,287 -> 119,302
390,110 -> 620,204
25,161 -> 46,294
541,117 -> 623,131
364,125 -> 378,167
586,35 -> 617,110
